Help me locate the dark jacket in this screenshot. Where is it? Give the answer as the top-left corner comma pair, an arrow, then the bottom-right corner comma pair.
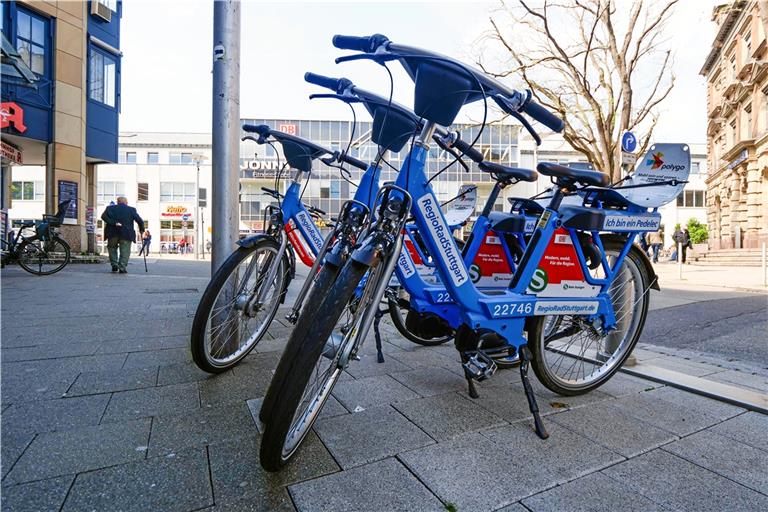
101,203 -> 144,242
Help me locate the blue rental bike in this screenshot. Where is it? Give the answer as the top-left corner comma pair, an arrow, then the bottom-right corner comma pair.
190,127 -> 368,372
259,34 -> 689,471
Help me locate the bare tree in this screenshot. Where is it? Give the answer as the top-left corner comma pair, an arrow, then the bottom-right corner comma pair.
481,0 -> 678,182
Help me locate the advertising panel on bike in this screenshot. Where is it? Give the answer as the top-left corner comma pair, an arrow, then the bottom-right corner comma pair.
621,143 -> 691,207
526,228 -> 600,297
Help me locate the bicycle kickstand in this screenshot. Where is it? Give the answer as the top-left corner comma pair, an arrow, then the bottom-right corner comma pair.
519,345 -> 549,440
373,308 -> 386,364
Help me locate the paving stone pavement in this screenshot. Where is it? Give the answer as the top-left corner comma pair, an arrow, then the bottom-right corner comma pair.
2,260 -> 767,511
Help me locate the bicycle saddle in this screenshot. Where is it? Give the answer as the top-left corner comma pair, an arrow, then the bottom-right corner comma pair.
537,162 -> 610,188
479,161 -> 537,183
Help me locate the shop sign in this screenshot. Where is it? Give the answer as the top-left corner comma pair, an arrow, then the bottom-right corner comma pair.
162,205 -> 189,217
0,102 -> 27,133
277,123 -> 297,135
240,159 -> 283,178
727,149 -> 748,170
1,140 -> 23,164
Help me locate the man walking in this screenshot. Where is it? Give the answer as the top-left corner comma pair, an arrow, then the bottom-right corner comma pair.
649,227 -> 664,263
101,196 -> 145,273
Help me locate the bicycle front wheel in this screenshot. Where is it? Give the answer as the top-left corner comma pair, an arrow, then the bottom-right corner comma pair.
260,259 -> 374,471
190,237 -> 288,373
526,242 -> 652,395
17,236 -> 71,275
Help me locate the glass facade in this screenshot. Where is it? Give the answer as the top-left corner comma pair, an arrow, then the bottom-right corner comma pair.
239,118 -> 521,230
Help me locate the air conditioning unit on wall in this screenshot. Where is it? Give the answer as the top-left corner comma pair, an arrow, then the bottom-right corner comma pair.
90,1 -> 112,22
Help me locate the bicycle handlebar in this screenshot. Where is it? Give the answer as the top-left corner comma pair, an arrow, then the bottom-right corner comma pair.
332,33 -> 565,135
243,123 -> 367,171
304,72 -> 352,94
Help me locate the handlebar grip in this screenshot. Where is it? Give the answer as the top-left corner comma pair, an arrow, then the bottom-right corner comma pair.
452,137 -> 484,163
243,124 -> 270,136
332,33 -> 388,53
522,100 -> 564,133
332,34 -> 374,52
304,72 -> 342,92
339,152 -> 368,171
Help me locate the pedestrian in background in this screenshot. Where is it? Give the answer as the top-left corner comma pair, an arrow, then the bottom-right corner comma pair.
649,228 -> 663,263
101,196 -> 145,274
139,230 -> 152,256
672,226 -> 691,264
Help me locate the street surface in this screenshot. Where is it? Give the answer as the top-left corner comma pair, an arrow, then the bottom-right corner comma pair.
1,258 -> 766,511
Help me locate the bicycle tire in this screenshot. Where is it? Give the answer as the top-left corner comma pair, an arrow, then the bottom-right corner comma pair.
258,260 -> 341,424
526,241 -> 651,396
190,237 -> 288,373
17,235 -> 70,275
260,259 -> 369,472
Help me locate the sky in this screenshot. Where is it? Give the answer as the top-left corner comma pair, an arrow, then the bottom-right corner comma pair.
119,0 -> 720,144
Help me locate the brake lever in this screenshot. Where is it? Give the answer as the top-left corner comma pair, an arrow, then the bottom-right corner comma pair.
510,112 -> 541,146
335,53 -> 398,65
309,93 -> 362,104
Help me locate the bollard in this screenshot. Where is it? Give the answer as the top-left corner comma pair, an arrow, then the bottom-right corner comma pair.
678,242 -> 682,279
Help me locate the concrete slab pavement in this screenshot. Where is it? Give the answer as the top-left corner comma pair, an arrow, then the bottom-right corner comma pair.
1,259 -> 767,511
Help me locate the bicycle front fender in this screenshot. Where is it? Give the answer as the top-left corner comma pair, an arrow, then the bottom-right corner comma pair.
236,233 -> 276,249
351,231 -> 396,267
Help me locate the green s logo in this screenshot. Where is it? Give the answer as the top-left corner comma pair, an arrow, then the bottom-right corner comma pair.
528,268 -> 548,293
469,264 -> 481,283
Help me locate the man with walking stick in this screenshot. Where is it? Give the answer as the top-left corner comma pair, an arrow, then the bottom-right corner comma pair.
101,196 -> 145,274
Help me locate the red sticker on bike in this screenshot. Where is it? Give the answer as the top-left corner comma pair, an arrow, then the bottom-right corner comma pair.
470,231 -> 514,287
527,228 -> 600,297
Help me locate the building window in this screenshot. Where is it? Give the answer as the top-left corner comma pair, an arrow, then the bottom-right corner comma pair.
763,88 -> 768,134
89,49 -> 116,107
16,9 -> 47,75
330,180 -> 340,199
743,30 -> 752,62
137,183 -> 149,201
676,190 -> 705,208
96,0 -> 117,11
147,152 -> 159,164
125,151 -> 137,164
169,152 -> 193,164
97,181 -> 126,203
320,187 -> 329,199
743,105 -> 752,139
160,182 -> 195,201
10,181 -> 44,201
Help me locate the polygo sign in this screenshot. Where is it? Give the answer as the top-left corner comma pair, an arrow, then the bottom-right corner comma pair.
0,102 -> 27,133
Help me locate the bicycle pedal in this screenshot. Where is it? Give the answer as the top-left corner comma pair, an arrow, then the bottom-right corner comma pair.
462,350 -> 497,381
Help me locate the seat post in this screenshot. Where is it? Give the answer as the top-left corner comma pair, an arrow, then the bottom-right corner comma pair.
480,182 -> 503,218
547,184 -> 569,211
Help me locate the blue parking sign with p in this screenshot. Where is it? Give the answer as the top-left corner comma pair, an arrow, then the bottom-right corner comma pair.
621,131 -> 637,153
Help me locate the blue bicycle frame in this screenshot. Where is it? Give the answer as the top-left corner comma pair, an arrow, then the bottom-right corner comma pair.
386,123 -> 661,351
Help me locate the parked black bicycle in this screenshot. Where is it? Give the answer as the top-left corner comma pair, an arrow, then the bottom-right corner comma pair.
0,200 -> 72,276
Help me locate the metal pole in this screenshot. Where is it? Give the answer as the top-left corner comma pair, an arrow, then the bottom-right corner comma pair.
195,161 -> 200,260
211,0 -> 240,273
678,242 -> 683,279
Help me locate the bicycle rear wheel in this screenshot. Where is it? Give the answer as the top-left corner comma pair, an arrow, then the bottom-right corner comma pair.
526,242 -> 651,395
260,259 -> 375,471
17,236 -> 70,275
190,237 -> 288,373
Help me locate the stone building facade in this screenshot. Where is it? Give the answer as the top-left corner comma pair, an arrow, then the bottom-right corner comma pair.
701,1 -> 768,249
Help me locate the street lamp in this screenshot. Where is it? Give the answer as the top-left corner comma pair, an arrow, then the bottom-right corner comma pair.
192,153 -> 208,260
